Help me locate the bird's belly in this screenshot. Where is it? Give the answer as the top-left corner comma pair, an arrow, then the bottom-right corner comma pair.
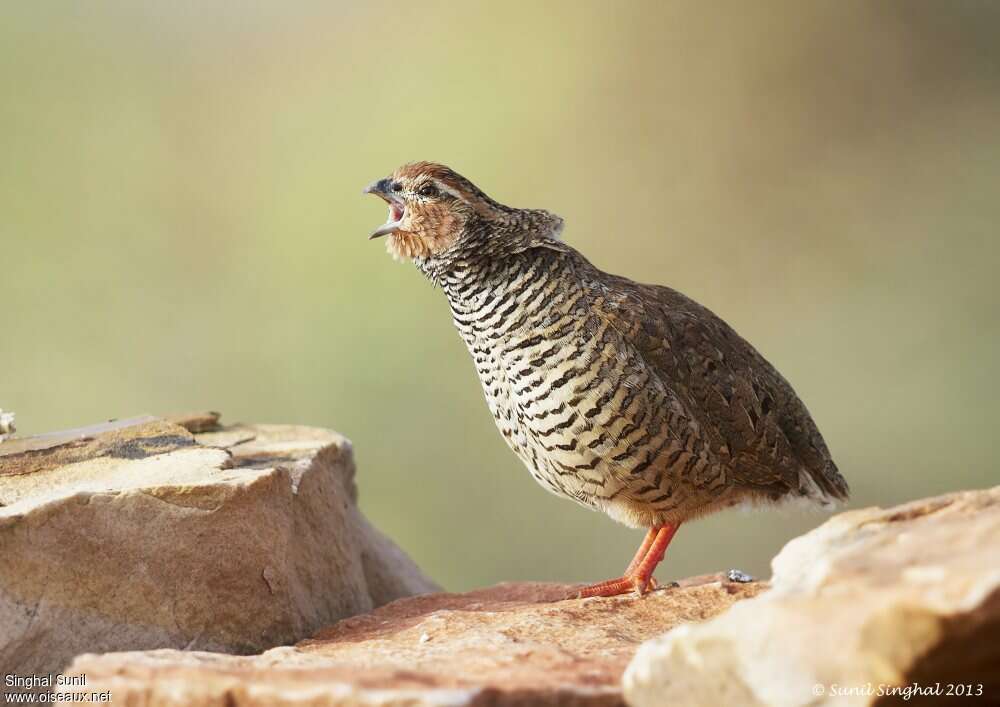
463,322 -> 724,527
474,342 -> 621,509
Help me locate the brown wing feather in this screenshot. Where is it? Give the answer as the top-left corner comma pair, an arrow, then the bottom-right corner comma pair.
590,267 -> 849,504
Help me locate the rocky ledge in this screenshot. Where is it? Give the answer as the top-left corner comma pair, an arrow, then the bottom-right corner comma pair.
66,577 -> 764,706
625,486 -> 1000,706
65,486 -> 1000,707
2,415 -> 997,706
0,414 -> 438,679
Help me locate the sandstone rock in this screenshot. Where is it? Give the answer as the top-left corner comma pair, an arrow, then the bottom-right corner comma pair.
623,487 -> 1000,707
0,414 -> 438,680
65,577 -> 765,706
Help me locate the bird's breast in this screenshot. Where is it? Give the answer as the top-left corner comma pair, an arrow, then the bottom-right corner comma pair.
446,264 -> 637,506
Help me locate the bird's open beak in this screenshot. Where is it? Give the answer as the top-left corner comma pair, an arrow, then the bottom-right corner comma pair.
363,178 -> 405,239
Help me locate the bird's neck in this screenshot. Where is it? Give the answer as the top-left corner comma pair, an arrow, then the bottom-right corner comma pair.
412,226 -> 490,289
432,244 -> 575,335
413,209 -> 567,291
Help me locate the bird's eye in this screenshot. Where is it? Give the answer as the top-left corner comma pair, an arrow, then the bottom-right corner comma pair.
391,181 -> 403,193
418,183 -> 437,198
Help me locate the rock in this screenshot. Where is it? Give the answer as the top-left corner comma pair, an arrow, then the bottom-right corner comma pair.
623,487 -> 1000,707
65,577 -> 765,706
0,414 -> 438,680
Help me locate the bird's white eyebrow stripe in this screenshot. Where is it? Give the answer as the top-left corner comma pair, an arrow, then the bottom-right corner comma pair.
433,179 -> 463,200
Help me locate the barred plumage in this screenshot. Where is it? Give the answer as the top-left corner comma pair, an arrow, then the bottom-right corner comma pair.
365,162 -> 849,597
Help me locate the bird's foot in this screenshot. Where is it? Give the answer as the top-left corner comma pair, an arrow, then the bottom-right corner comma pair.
574,575 -> 648,599
574,569 -> 670,598
573,523 -> 682,599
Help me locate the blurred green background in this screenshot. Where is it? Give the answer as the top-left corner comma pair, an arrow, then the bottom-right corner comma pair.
2,1 -> 997,591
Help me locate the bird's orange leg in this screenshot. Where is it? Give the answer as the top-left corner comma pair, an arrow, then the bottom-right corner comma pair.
576,523 -> 681,599
622,527 -> 659,577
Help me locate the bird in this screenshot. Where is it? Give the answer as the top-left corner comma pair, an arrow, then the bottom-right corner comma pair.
363,162 -> 849,598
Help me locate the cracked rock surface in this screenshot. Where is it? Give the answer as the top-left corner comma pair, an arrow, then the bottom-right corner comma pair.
0,414 -> 438,678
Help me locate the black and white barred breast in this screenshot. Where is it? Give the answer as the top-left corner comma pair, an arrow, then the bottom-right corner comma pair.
435,243 -> 848,529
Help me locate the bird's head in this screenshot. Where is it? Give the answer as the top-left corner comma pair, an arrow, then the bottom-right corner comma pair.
363,162 -> 563,262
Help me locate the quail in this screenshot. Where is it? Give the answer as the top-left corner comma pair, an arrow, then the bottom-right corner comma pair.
364,162 -> 849,598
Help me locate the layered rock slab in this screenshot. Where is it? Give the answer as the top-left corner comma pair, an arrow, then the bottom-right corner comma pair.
624,487 -> 1000,706
66,577 -> 765,706
0,414 -> 438,679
